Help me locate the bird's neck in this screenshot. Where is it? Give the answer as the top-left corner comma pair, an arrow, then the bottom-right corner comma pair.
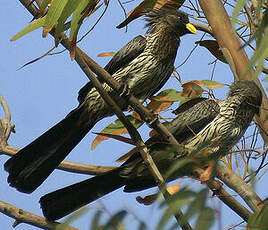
145,28 -> 180,62
220,95 -> 256,127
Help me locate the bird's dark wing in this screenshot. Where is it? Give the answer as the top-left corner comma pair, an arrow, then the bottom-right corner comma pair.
104,35 -> 147,74
121,98 -> 221,192
77,35 -> 147,104
149,98 -> 221,146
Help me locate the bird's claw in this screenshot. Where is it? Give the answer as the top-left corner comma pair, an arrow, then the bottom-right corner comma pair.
147,114 -> 159,127
119,84 -> 131,98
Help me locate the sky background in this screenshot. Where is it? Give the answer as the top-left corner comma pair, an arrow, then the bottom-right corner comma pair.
1,1 -> 267,230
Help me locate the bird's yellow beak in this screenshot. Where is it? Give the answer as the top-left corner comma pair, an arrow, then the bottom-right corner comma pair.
186,23 -> 197,34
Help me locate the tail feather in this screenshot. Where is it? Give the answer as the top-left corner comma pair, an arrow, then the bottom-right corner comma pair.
4,107 -> 93,193
40,169 -> 125,220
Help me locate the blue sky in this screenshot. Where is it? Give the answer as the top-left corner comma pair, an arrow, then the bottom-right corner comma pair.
1,1 -> 267,230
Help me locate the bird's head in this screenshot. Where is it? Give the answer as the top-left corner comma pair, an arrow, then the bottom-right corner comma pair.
228,80 -> 262,115
145,8 -> 197,36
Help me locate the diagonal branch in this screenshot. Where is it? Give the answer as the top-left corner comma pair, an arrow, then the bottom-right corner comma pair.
216,165 -> 263,213
193,168 -> 252,222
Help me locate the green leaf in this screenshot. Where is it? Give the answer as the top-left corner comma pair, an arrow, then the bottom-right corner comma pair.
44,0 -> 69,31
138,222 -> 147,230
103,210 -> 127,230
70,0 -> 89,40
194,207 -> 214,230
152,89 -> 184,102
184,189 -> 207,219
11,16 -> 46,41
232,0 -> 248,26
40,0 -> 52,11
55,0 -> 82,35
55,207 -> 89,229
157,190 -> 196,230
198,80 -> 224,90
247,205 -> 268,229
91,210 -> 103,230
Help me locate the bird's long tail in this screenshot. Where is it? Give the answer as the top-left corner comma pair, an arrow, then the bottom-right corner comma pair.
40,169 -> 125,221
4,106 -> 95,194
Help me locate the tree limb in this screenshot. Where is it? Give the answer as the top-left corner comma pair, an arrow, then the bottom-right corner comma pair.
0,200 -> 78,230
216,165 -> 263,213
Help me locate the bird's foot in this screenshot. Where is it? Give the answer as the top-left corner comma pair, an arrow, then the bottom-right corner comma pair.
147,114 -> 159,128
119,84 -> 131,98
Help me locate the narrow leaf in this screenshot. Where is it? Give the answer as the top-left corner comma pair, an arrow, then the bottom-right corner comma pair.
43,0 -> 69,36
11,16 -> 46,41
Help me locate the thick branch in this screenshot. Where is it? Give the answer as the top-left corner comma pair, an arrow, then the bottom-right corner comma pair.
198,0 -> 268,144
0,200 -> 78,230
193,168 -> 252,222
216,165 -> 263,213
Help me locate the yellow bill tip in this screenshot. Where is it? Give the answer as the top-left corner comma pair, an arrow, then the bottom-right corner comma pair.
186,23 -> 197,34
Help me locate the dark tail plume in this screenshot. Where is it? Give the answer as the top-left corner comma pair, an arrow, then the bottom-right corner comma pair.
4,107 -> 94,193
40,169 -> 125,220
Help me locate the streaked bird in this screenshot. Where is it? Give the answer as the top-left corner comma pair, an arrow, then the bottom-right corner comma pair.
40,80 -> 262,220
4,8 -> 197,194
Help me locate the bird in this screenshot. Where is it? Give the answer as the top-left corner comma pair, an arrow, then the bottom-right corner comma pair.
4,8 -> 197,194
40,80 -> 262,220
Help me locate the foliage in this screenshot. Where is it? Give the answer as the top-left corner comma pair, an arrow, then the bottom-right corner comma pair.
2,0 -> 268,230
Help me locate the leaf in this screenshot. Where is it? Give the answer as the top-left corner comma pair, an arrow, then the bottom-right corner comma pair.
70,0 -> 90,40
157,190 -> 195,230
18,46 -> 56,70
194,207 -> 214,230
192,80 -> 224,90
116,0 -> 158,29
91,210 -> 103,230
97,52 -> 116,57
91,115 -> 144,149
184,189 -> 207,219
92,132 -> 134,145
136,193 -> 158,205
116,0 -> 185,29
244,10 -> 268,79
195,40 -> 227,63
138,221 -> 147,230
116,146 -> 139,162
40,0 -> 52,11
103,210 -> 127,230
181,81 -> 204,98
11,16 -> 46,41
55,207 -> 89,229
231,0 -> 248,26
148,89 -> 183,114
54,0 -> 82,35
43,0 -> 69,36
166,184 -> 180,195
247,205 -> 268,229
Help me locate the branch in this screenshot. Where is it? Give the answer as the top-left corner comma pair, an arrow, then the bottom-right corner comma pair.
0,200 -> 78,230
193,168 -> 252,222
216,165 -> 263,213
198,0 -> 268,145
1,144 -> 116,175
191,22 -> 214,36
